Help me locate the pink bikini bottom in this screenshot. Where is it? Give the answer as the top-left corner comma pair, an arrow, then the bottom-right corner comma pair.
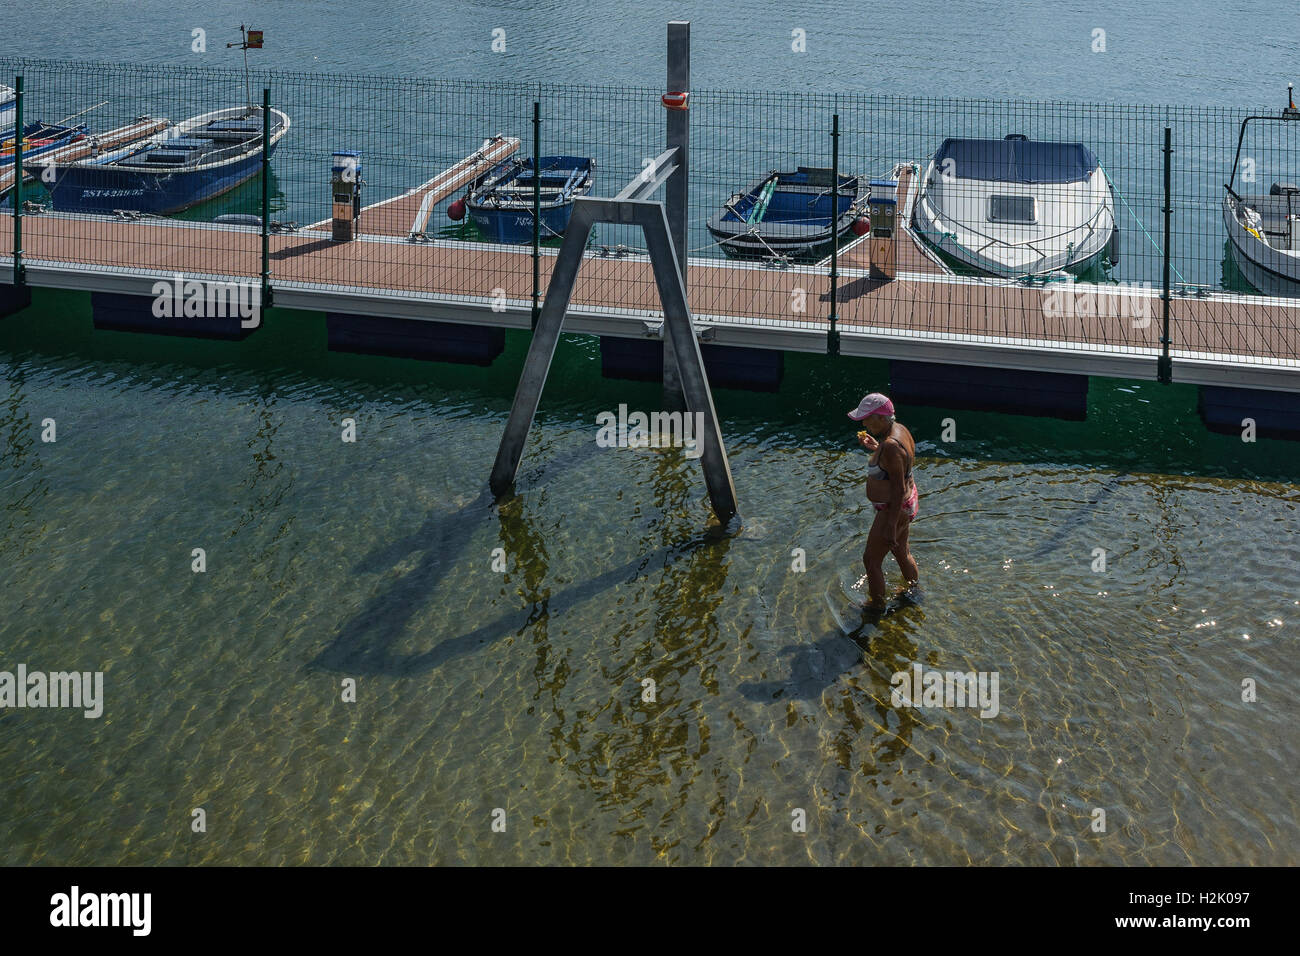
873,484 -> 919,521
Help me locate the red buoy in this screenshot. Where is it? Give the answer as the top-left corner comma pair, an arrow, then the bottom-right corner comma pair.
851,217 -> 871,237
661,91 -> 689,111
448,198 -> 466,221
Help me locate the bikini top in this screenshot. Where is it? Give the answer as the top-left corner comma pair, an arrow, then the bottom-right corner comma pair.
867,437 -> 914,482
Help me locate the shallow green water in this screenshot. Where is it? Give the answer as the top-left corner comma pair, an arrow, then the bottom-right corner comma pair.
1,290 -> 1295,865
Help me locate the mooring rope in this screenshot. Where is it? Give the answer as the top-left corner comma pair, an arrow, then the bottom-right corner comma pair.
1102,163 -> 1188,286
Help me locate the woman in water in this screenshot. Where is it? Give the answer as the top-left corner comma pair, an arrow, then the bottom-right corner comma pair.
849,392 -> 919,607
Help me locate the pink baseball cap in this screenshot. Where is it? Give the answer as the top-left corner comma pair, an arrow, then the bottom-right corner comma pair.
847,392 -> 895,420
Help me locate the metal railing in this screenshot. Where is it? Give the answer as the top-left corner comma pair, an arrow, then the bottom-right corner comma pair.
3,56 -> 1299,371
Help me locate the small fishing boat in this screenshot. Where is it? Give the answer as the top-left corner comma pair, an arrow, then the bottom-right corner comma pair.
707,167 -> 862,261
912,134 -> 1117,277
37,106 -> 290,215
1,121 -> 88,167
464,155 -> 594,243
1221,86 -> 1300,296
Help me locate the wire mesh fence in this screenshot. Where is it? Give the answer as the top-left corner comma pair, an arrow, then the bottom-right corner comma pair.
3,56 -> 1299,367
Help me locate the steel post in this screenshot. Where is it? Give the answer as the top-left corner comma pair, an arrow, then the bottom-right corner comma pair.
663,20 -> 690,407
1159,125 -> 1173,384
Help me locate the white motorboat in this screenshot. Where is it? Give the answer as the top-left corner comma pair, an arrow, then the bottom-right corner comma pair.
912,133 -> 1118,278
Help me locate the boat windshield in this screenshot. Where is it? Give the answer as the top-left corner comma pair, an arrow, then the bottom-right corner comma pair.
934,138 -> 1098,184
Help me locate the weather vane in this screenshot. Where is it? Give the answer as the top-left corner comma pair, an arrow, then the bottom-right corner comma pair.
226,25 -> 264,110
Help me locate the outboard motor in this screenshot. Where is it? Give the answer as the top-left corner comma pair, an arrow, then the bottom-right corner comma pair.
1270,182 -> 1299,249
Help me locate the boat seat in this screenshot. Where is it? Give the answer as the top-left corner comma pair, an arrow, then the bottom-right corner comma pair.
204,129 -> 260,142
168,137 -> 216,150
141,150 -> 195,166
796,166 -> 836,187
201,120 -> 261,142
138,137 -> 216,165
1269,182 -> 1300,196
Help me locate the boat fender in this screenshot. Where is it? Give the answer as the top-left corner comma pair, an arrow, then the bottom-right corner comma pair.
448,198 -> 467,221
1108,227 -> 1120,265
1243,207 -> 1264,241
213,214 -> 262,226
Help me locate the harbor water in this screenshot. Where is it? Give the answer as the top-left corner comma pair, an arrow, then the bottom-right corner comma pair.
2,295 -> 1296,865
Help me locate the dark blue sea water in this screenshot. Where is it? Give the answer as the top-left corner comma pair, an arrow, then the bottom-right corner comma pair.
12,0 -> 1297,106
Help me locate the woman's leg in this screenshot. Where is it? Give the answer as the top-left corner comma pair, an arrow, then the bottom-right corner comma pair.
891,518 -> 918,586
862,510 -> 891,606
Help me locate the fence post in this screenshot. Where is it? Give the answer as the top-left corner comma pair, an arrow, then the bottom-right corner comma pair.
532,99 -> 540,330
12,75 -> 23,289
261,86 -> 272,310
828,111 -> 840,356
1158,125 -> 1172,384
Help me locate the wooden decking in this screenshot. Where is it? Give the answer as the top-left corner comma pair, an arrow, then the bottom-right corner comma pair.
304,135 -> 519,238
837,163 -> 948,276
2,156 -> 1299,375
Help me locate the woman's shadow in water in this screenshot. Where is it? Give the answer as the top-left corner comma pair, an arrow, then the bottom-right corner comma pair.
738,588 -> 925,704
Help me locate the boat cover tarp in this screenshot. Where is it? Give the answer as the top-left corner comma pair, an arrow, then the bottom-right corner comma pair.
932,138 -> 1099,184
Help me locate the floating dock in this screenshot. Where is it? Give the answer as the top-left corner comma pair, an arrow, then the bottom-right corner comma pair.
5,189 -> 1296,375
4,142 -> 1300,430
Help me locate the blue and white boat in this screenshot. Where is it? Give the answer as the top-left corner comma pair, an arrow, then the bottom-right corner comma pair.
465,155 -> 594,243
37,106 -> 290,215
707,167 -> 863,261
2,120 -> 88,168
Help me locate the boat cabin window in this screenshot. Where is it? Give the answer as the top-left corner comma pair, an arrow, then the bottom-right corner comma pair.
989,195 -> 1036,224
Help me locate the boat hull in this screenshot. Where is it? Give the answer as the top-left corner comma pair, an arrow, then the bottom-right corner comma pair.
43,107 -> 288,216
923,234 -> 1110,280
467,201 -> 574,244
708,220 -> 858,261
46,146 -> 276,215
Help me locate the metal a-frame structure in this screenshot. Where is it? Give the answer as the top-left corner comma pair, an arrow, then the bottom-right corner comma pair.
489,21 -> 739,525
